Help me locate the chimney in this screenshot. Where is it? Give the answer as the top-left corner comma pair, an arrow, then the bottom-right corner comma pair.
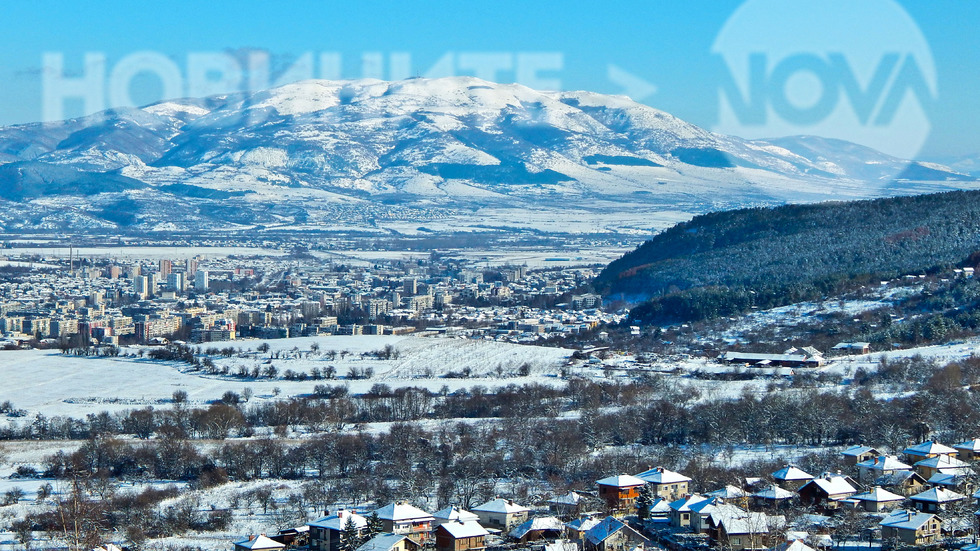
249,535 -> 256,541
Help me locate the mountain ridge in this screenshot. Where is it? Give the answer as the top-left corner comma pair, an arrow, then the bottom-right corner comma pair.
0,76 -> 973,233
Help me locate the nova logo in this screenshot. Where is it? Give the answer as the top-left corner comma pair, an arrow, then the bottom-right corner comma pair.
712,0 -> 936,159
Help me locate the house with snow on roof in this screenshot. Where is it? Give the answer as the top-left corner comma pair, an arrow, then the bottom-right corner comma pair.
849,486 -> 906,512
471,498 -> 530,531
909,487 -> 967,514
356,533 -> 420,551
874,470 -> 928,497
953,438 -> 980,461
832,342 -> 870,355
233,535 -> 286,551
435,520 -> 489,551
715,510 -> 775,551
797,473 -> 858,511
751,485 -> 795,509
856,455 -> 911,484
374,502 -> 435,542
901,440 -> 957,464
840,445 -> 879,466
634,466 -> 691,501
772,540 -> 817,551
583,516 -> 650,551
912,454 -> 970,480
509,516 -> 564,543
668,495 -> 711,529
596,475 -> 647,516
879,510 -> 941,547
309,510 -> 367,551
772,465 -> 813,490
432,506 -> 479,528
565,517 -> 602,541
696,502 -> 753,539
548,491 -> 584,518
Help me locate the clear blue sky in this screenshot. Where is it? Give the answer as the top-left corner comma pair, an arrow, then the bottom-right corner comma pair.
1,0 -> 977,160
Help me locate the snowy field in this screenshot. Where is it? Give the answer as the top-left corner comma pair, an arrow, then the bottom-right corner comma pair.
0,335 -> 572,418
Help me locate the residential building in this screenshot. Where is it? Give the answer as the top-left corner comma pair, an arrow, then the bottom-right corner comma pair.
435,521 -> 488,551
471,499 -> 530,531
596,474 -> 647,516
309,510 -> 367,551
374,503 -> 434,542
879,510 -> 941,547
635,466 -> 691,501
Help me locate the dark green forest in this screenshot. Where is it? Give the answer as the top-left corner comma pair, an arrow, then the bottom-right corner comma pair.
595,190 -> 980,324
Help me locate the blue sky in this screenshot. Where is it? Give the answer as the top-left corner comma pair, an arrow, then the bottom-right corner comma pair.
1,0 -> 977,160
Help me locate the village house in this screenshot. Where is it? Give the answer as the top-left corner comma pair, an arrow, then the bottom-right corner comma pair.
548,491 -> 584,518
309,510 -> 367,551
596,475 -> 647,516
706,485 -> 749,503
634,466 -> 691,501
374,503 -> 435,542
751,485 -> 795,509
772,540 -> 818,551
508,516 -> 564,543
432,506 -> 480,528
434,521 -> 489,551
875,470 -> 928,497
583,516 -> 650,551
233,535 -> 286,551
356,533 -> 421,551
901,441 -> 958,464
840,445 -> 880,466
856,455 -> 912,484
716,511 -> 774,551
696,502 -> 753,539
772,465 -> 814,490
849,486 -> 906,513
471,498 -> 530,531
912,454 -> 971,479
954,438 -> 980,461
565,517 -> 602,541
668,495 -> 710,529
832,342 -> 871,355
879,510 -> 941,547
926,471 -> 974,493
908,487 -> 967,513
797,473 -> 858,510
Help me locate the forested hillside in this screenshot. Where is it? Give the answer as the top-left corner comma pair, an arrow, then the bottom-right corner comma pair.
595,190 -> 980,324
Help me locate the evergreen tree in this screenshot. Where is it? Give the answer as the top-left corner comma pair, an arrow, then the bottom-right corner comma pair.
635,484 -> 653,520
340,515 -> 361,551
367,511 -> 384,540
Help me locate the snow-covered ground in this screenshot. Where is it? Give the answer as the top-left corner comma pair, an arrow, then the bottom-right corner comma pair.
0,335 -> 572,417
0,330 -> 975,550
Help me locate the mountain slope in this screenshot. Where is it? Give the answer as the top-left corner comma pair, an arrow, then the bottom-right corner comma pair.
595,190 -> 980,323
0,77 -> 973,233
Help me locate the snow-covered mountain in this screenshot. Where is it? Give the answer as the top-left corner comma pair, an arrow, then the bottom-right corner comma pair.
0,77 -> 973,233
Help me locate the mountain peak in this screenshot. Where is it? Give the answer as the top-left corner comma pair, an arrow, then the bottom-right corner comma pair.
0,78 -> 972,233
